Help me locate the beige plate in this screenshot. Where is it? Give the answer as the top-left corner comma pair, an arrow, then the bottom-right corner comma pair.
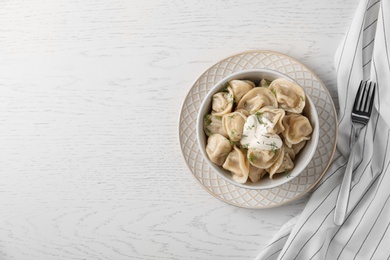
179,50 -> 338,209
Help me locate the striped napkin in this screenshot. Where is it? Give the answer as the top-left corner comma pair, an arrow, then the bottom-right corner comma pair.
256,0 -> 390,259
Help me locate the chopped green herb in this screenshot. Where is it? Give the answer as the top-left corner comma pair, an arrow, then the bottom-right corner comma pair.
267,141 -> 278,154
255,112 -> 264,124
247,124 -> 255,130
230,140 -> 239,146
229,129 -> 236,138
284,169 -> 291,178
204,114 -> 212,126
241,143 -> 249,149
249,154 -> 256,163
220,83 -> 230,92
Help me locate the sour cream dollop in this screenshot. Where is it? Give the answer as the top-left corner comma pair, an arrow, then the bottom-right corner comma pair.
240,114 -> 282,150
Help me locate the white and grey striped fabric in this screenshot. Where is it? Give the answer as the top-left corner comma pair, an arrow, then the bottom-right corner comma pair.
256,0 -> 390,259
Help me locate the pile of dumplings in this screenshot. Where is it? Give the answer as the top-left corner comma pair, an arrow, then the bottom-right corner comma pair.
204,78 -> 313,184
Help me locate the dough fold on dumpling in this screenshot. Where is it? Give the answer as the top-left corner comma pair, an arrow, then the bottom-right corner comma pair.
248,165 -> 266,183
269,78 -> 306,113
228,80 -> 255,104
282,141 -> 306,160
256,106 -> 285,135
266,146 -> 285,179
236,87 -> 277,114
292,140 -> 306,155
276,152 -> 294,174
283,143 -> 296,160
223,146 -> 249,184
267,148 -> 294,179
204,114 -> 227,137
206,134 -> 232,166
259,79 -> 271,88
247,147 -> 282,169
211,89 -> 234,116
222,111 -> 247,142
282,114 -> 312,147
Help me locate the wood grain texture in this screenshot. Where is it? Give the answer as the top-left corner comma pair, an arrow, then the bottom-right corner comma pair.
0,0 -> 357,259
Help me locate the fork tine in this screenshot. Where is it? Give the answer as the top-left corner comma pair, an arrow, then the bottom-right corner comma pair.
353,81 -> 364,110
358,81 -> 367,111
363,81 -> 372,112
368,83 -> 376,113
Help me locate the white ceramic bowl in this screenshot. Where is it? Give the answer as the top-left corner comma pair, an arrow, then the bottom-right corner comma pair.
196,69 -> 319,190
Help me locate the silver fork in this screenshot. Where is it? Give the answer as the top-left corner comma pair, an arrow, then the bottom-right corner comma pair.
334,80 -> 376,226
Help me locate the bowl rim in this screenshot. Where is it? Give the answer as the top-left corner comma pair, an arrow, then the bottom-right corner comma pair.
196,68 -> 320,190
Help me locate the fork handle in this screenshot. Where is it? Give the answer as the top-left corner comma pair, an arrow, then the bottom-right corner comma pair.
334,143 -> 358,225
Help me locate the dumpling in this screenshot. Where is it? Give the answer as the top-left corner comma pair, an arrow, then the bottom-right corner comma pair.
282,114 -> 312,147
206,134 -> 232,166
276,152 -> 294,174
259,79 -> 270,88
211,89 -> 234,116
281,140 -> 306,161
269,78 -> 306,113
234,108 -> 249,117
222,146 -> 249,183
243,80 -> 256,87
236,87 -> 278,114
256,106 -> 285,135
282,141 -> 306,160
292,140 -> 306,155
283,143 -> 296,160
247,147 -> 283,169
222,111 -> 247,142
228,80 -> 255,104
266,146 -> 286,179
267,148 -> 294,179
204,114 -> 227,137
248,165 -> 267,183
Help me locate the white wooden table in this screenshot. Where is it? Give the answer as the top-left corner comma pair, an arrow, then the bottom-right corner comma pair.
1,1 -> 357,259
